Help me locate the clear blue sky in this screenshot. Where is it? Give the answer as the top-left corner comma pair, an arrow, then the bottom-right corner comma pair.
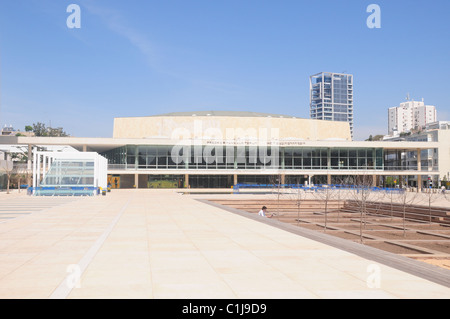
0,0 -> 449,140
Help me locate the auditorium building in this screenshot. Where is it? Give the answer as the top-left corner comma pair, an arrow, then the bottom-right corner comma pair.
0,111 -> 446,190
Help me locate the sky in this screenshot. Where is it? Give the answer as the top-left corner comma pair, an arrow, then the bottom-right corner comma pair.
0,0 -> 449,141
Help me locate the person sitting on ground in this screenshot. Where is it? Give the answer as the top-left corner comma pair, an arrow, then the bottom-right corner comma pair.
258,206 -> 273,218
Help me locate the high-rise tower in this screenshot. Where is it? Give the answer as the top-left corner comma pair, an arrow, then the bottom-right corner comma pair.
310,72 -> 354,138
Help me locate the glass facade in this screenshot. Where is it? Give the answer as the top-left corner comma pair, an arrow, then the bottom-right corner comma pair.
310,72 -> 354,137
41,159 -> 95,187
99,144 -> 439,189
102,145 -> 384,171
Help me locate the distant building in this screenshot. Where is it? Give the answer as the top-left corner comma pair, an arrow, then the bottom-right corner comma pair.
388,99 -> 437,135
1,125 -> 35,137
384,121 -> 449,187
1,125 -> 16,136
310,72 -> 354,138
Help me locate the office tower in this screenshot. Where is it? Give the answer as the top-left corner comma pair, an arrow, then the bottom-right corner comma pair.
310,72 -> 354,138
388,99 -> 437,135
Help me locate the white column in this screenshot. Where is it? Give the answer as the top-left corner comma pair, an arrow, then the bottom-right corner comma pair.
43,154 -> 46,181
32,148 -> 37,189
417,149 -> 422,192
37,153 -> 41,188
27,144 -> 32,170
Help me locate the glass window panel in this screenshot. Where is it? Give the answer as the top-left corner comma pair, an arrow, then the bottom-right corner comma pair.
358,158 -> 366,167
303,158 -> 311,167
285,158 -> 293,168
157,156 -> 167,168
331,158 -> 339,167
339,149 -> 348,157
147,156 -> 156,166
312,158 -> 320,167
127,156 -> 135,165
127,146 -> 136,156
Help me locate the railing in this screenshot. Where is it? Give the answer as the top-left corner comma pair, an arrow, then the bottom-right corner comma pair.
108,164 -> 128,170
28,186 -> 100,196
232,183 -> 406,194
12,163 -> 28,170
107,163 -> 437,172
383,165 -> 439,171
107,164 -> 388,171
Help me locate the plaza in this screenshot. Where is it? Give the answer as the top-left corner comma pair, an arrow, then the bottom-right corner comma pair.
0,189 -> 449,299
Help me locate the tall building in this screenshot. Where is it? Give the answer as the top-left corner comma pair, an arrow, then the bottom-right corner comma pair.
310,72 -> 354,138
388,99 -> 437,135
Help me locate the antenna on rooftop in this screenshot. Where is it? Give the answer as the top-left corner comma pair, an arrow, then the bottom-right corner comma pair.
406,93 -> 410,101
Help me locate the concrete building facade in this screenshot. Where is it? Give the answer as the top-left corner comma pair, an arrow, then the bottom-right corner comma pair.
388,100 -> 437,135
0,112 -> 445,190
384,121 -> 450,188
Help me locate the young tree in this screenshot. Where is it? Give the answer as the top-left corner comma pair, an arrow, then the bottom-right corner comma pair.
287,176 -> 304,226
417,187 -> 440,224
396,187 -> 419,237
0,159 -> 14,194
14,164 -> 30,193
348,175 -> 385,243
269,174 -> 283,221
312,183 -> 337,233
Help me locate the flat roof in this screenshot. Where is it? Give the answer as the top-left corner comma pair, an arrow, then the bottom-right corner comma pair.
0,136 -> 441,153
116,111 -> 303,119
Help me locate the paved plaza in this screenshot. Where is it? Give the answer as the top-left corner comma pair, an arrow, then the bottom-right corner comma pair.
0,189 -> 449,299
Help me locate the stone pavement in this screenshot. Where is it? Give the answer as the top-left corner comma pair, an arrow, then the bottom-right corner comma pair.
0,189 -> 449,299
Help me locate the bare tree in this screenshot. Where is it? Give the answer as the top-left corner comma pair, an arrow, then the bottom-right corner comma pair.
14,164 -> 30,193
269,174 -> 283,220
421,187 -> 440,224
0,159 -> 14,194
396,187 -> 419,237
312,183 -> 337,233
286,176 -> 304,226
8,147 -> 30,193
386,187 -> 395,220
295,178 -> 303,226
347,175 -> 385,243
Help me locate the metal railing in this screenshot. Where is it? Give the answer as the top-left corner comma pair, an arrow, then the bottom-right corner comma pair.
28,186 -> 100,196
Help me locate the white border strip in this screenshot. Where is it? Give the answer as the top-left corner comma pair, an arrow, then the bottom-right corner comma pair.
49,198 -> 131,299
